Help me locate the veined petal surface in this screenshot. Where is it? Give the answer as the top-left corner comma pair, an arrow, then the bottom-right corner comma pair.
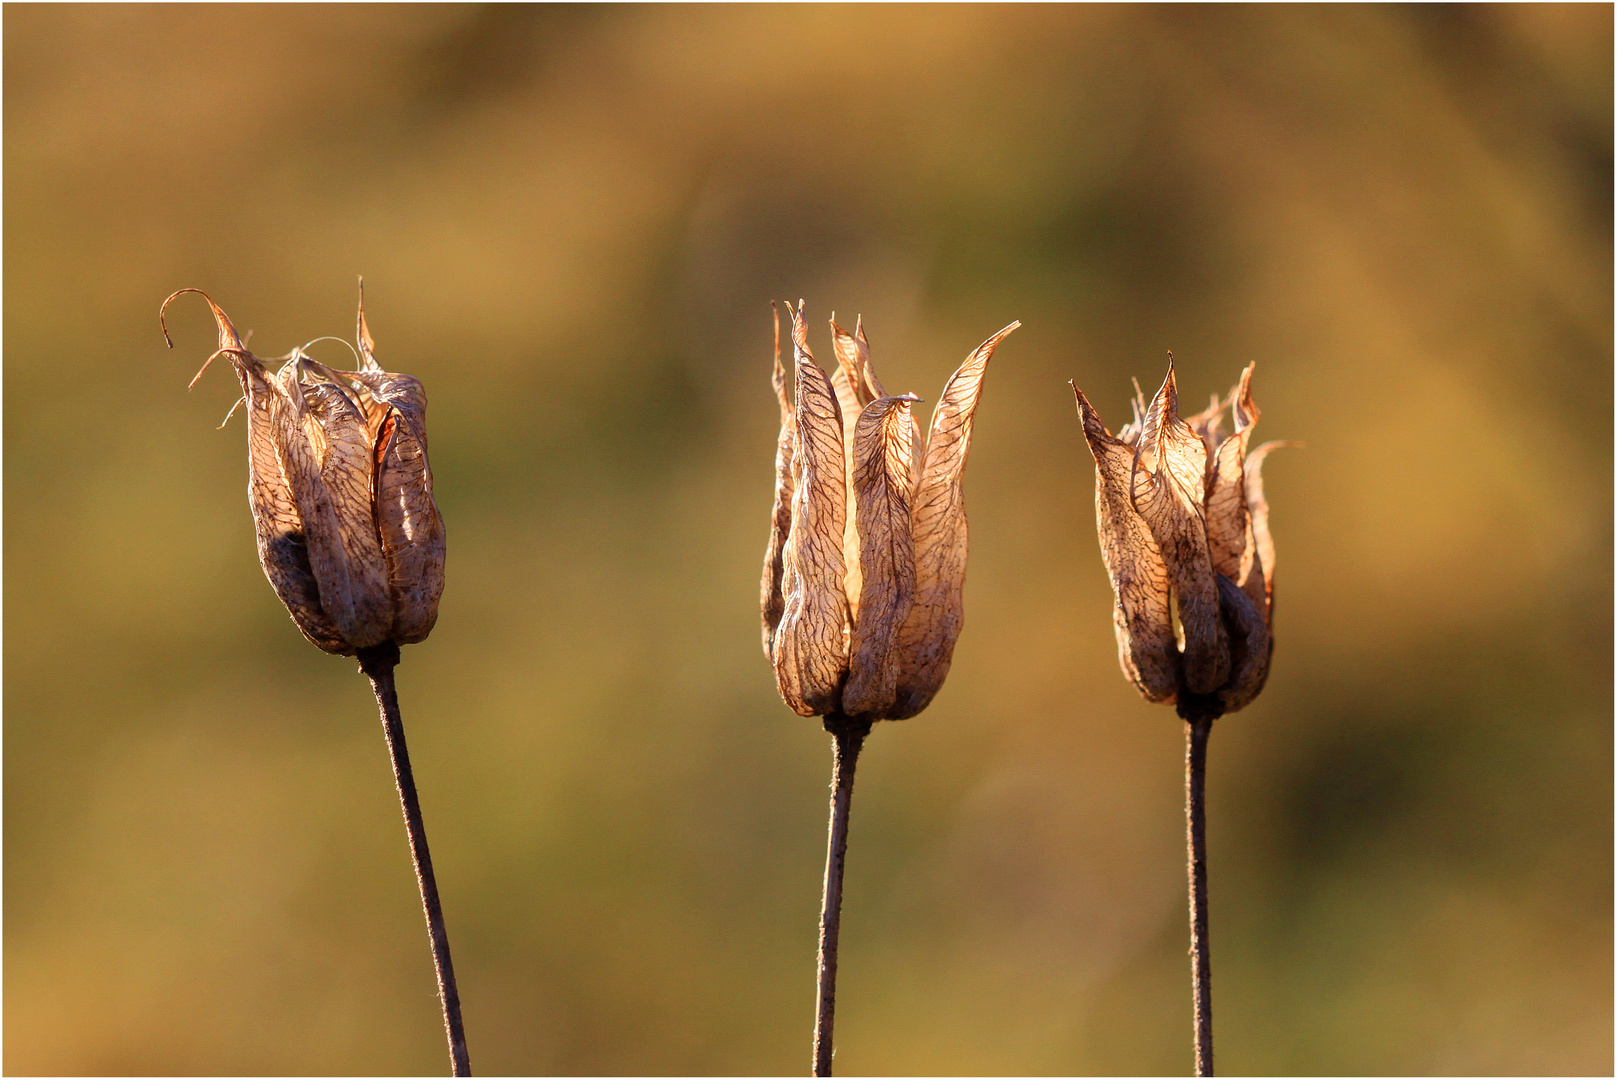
761,303 -> 796,657
843,395 -> 919,719
1131,364 -> 1229,694
1074,385 -> 1181,701
890,321 -> 1018,718
773,303 -> 851,716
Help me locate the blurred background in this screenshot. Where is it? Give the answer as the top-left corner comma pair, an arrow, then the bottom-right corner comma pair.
6,4 -> 1611,1075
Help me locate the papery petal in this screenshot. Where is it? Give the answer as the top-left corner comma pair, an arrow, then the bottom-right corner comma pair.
890,321 -> 1019,718
162,290 -> 350,653
1245,439 -> 1294,624
1131,363 -> 1229,694
374,406 -> 446,644
341,294 -> 448,644
761,303 -> 796,657
832,316 -> 885,406
1204,364 -> 1266,615
1073,385 -> 1181,702
1215,574 -> 1271,712
277,363 -> 392,648
1184,391 -> 1226,461
357,277 -> 382,374
772,302 -> 851,716
246,366 -> 350,654
842,395 -> 919,719
828,318 -> 864,622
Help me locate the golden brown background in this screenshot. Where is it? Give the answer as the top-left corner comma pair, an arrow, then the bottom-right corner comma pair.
6,4 -> 1611,1075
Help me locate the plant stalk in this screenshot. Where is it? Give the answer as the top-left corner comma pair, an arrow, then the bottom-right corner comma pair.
1184,709 -> 1215,1077
357,642 -> 471,1077
813,713 -> 872,1077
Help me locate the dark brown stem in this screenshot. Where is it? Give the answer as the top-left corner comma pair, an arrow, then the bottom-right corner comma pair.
1181,703 -> 1218,1077
813,713 -> 873,1077
357,642 -> 471,1077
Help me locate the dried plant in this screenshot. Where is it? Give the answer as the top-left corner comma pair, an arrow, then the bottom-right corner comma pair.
763,301 -> 1018,1076
161,285 -> 468,1076
1072,360 -> 1291,1077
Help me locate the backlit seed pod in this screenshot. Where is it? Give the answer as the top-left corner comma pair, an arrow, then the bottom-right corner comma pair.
761,301 -> 1018,722
1072,360 -> 1290,715
161,286 -> 446,654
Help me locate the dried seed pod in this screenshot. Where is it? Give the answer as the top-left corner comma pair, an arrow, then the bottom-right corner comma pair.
162,284 -> 445,654
1074,360 -> 1290,715
761,302 -> 1018,723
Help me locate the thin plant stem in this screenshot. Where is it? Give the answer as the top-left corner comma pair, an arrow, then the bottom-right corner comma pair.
813,713 -> 872,1077
357,642 -> 471,1077
1183,708 -> 1216,1077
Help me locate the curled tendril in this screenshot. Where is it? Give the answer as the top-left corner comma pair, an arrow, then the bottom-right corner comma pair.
217,396 -> 247,429
160,288 -> 255,390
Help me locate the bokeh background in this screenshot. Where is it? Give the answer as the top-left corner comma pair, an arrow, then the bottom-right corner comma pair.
6,4 -> 1611,1075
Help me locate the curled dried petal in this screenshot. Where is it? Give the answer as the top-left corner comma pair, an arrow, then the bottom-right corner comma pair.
374,412 -> 445,643
1244,439 -> 1296,624
1204,364 -> 1266,614
890,320 -> 1019,718
1074,385 -> 1180,702
828,319 -> 865,622
1215,573 -> 1271,712
831,316 -> 885,406
282,363 -> 393,648
842,395 -> 919,720
772,302 -> 851,716
162,291 -> 350,652
342,289 -> 447,644
761,302 -> 796,657
1184,391 -> 1226,462
1131,364 -> 1229,694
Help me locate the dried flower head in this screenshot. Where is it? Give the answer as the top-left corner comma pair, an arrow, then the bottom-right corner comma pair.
1072,360 -> 1289,718
762,301 -> 1018,722
161,284 -> 446,655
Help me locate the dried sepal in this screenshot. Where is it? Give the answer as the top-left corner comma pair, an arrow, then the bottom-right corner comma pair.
828,318 -> 867,624
1214,574 -> 1270,712
761,301 -> 796,658
161,290 -> 353,653
274,361 -> 391,648
1244,439 -> 1295,621
831,316 -> 884,407
842,395 -> 920,719
343,294 -> 446,645
1130,364 -> 1229,695
890,320 -> 1020,719
772,302 -> 851,717
1073,385 -> 1181,702
1203,364 -> 1266,614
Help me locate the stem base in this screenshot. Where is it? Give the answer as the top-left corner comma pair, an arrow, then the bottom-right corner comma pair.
813,713 -> 873,1077
357,643 -> 471,1077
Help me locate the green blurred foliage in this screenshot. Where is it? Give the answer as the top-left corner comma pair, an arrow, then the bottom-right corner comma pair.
5,4 -> 1611,1075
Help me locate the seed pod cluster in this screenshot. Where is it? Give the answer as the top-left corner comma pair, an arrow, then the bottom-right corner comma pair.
761,302 -> 1018,722
1072,361 -> 1288,715
162,286 -> 446,655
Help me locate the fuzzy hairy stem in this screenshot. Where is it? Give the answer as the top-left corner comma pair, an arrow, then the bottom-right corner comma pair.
357,642 -> 471,1077
812,713 -> 874,1077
